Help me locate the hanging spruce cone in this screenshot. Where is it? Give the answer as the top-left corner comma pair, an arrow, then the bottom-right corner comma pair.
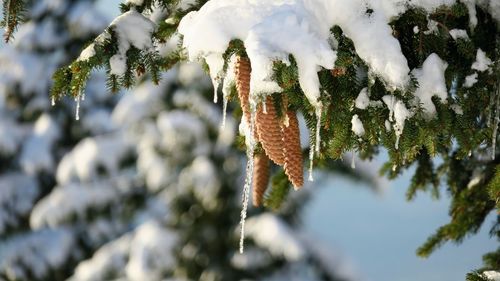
283,110 -> 303,189
235,56 -> 252,125
256,97 -> 286,165
252,153 -> 270,207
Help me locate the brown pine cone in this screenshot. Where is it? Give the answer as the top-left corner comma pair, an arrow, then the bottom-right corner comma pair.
252,153 -> 270,207
235,56 -> 252,125
256,97 -> 286,165
283,111 -> 303,189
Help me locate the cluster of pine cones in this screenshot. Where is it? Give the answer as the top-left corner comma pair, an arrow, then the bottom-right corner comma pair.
234,56 -> 304,207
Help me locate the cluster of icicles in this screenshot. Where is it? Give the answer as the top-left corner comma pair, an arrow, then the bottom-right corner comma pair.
228,56 -> 319,253
56,59 -> 500,255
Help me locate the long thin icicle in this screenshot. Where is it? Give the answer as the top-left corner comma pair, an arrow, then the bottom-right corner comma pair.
239,105 -> 257,253
75,95 -> 81,121
221,96 -> 228,130
212,78 -> 219,103
315,106 -> 322,155
308,142 -> 314,182
51,96 -> 55,106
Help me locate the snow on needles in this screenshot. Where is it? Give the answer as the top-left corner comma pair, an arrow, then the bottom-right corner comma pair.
179,0 -> 415,110
411,53 -> 448,118
108,9 -> 155,75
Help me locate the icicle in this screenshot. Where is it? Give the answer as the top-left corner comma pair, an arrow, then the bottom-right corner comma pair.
221,96 -> 228,130
351,153 -> 356,169
395,135 -> 400,150
315,105 -> 322,155
81,91 -> 86,101
75,95 -> 81,121
392,164 -> 397,172
262,99 -> 267,114
239,102 -> 257,254
212,79 -> 219,103
308,143 -> 314,182
491,85 -> 499,160
51,96 -> 55,106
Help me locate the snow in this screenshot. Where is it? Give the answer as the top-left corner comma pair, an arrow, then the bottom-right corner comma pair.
179,0 -> 431,111
383,95 -> 411,149
483,271 -> 500,281
355,88 -> 370,109
20,114 -> 60,175
0,228 -> 75,280
78,43 -> 96,61
351,114 -> 365,137
108,9 -> 156,75
449,29 -> 469,40
56,134 -> 132,184
178,156 -> 221,209
411,53 -> 448,118
0,174 -> 39,234
70,234 -> 132,281
125,222 -> 178,281
70,222 -> 177,281
245,213 -> 305,261
464,73 -> 478,88
0,119 -> 26,155
30,181 -> 120,229
471,48 -> 492,72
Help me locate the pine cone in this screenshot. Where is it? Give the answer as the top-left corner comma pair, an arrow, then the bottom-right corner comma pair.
235,56 -> 252,125
256,97 -> 286,165
252,153 -> 270,207
283,111 -> 303,189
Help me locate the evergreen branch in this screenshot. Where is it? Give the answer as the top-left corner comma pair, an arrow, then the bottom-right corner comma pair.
1,0 -> 25,42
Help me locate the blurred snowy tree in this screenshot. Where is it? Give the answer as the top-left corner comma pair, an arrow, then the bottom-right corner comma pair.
0,1 -> 374,280
44,1 -> 499,278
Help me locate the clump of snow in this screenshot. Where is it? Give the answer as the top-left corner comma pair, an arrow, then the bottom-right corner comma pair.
411,53 -> 448,118
125,222 -> 178,281
178,156 -> 221,210
464,73 -> 478,88
30,181 -> 120,229
449,29 -> 469,40
483,271 -> 500,281
0,119 -> 26,155
156,110 -> 210,156
70,221 -> 177,281
424,18 -> 439,35
0,228 -> 75,280
179,0 -> 338,110
245,213 -> 305,261
471,48 -> 492,72
463,0 -> 478,29
69,233 -> 132,281
383,95 -> 411,149
20,114 -> 60,175
355,88 -> 370,109
351,114 -> 365,137
0,174 -> 39,234
108,10 -> 156,75
56,134 -> 132,184
78,44 -> 96,62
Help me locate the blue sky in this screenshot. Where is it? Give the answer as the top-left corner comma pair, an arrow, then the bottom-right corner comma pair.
96,1 -> 497,280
